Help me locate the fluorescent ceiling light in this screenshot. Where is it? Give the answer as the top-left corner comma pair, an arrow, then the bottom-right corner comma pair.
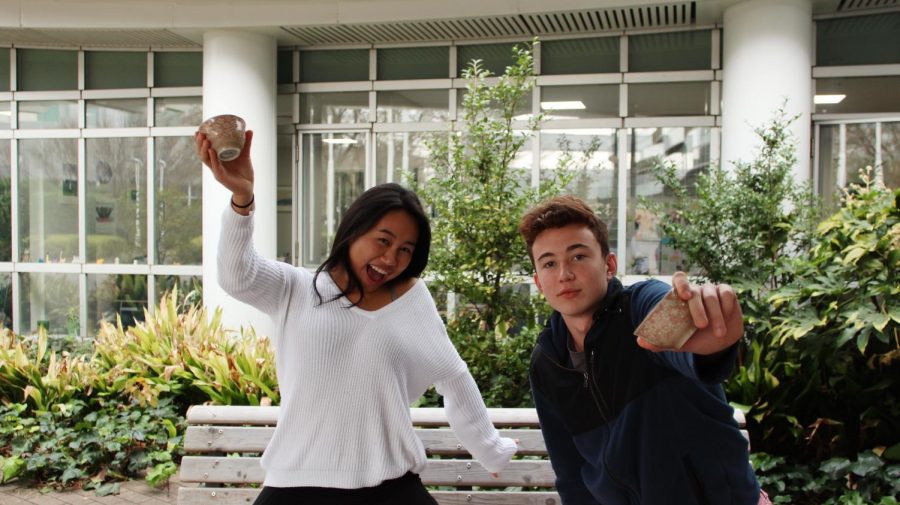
540,101 -> 586,111
814,94 -> 846,105
322,138 -> 358,145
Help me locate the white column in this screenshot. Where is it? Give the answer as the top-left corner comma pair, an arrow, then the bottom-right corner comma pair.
721,0 -> 813,181
202,30 -> 277,339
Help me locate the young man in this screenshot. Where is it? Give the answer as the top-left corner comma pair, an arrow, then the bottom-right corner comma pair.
519,195 -> 767,505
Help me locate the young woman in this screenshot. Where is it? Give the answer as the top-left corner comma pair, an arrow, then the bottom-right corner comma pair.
196,130 -> 517,505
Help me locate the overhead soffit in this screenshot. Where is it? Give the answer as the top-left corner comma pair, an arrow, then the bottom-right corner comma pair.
0,28 -> 200,48
281,2 -> 698,46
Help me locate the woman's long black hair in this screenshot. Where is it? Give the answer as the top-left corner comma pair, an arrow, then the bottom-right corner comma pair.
313,183 -> 431,307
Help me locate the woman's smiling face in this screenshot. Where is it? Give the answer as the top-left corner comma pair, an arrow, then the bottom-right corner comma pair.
348,210 -> 419,294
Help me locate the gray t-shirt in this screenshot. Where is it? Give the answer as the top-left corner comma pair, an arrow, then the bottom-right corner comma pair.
567,336 -> 586,372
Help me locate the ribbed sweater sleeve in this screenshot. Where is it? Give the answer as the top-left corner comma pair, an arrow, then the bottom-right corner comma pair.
435,369 -> 518,473
217,206 -> 298,316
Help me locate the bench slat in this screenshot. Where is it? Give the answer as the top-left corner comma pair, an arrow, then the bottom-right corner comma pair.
185,427 -> 548,455
180,457 -> 555,488
178,488 -> 561,505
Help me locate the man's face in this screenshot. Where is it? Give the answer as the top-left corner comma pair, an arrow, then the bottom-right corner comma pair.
532,224 -> 617,320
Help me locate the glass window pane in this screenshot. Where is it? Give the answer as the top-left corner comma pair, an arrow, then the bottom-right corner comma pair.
541,85 -> 619,119
20,272 -> 79,336
154,52 -> 202,87
18,139 -> 79,263
300,50 -> 369,82
18,101 -> 78,129
846,123 -> 877,186
17,49 -> 77,91
277,133 -> 293,264
541,37 -> 619,75
458,43 -> 518,76
883,121 -> 900,190
0,140 -> 9,262
377,89 -> 449,123
155,136 -> 202,265
629,30 -> 711,72
817,124 -> 841,209
628,82 -> 709,117
457,89 -> 532,118
376,131 -> 433,186
0,273 -> 10,329
301,132 -> 366,266
627,127 -> 711,275
815,77 -> 900,114
86,138 -> 147,264
277,94 -> 294,126
0,102 -> 9,129
378,47 -> 449,80
85,51 -> 147,89
816,13 -> 900,66
154,96 -> 202,127
88,273 -> 147,332
540,129 -> 619,255
86,98 -> 147,128
300,92 -> 369,124
278,50 -> 294,84
155,274 -> 202,308
0,49 -> 9,92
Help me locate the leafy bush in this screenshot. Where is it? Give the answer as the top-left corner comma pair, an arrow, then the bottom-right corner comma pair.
0,328 -> 95,411
416,40 -> 574,407
765,170 -> 899,459
0,398 -> 184,492
92,288 -> 279,408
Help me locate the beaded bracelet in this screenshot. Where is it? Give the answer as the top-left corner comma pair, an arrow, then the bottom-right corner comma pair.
231,194 -> 254,209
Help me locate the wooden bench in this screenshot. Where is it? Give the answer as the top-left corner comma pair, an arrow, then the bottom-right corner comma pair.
178,406 -> 747,505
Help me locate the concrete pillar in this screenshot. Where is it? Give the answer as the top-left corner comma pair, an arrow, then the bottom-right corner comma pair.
721,0 -> 813,181
202,30 -> 277,339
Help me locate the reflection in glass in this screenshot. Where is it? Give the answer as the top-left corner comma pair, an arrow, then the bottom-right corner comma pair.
815,77 -> 900,114
87,99 -> 147,128
301,132 -> 366,266
458,89 -> 532,119
628,82 -> 709,117
17,49 -> 77,91
18,101 -> 78,129
277,133 -> 293,264
628,30 -> 711,72
155,136 -> 202,265
88,274 -> 147,332
300,92 -> 369,124
627,127 -> 710,275
20,272 -> 79,336
376,132 -> 433,186
816,13 -> 900,67
541,37 -> 619,75
155,275 -> 202,308
0,273 -> 10,329
154,52 -> 202,88
300,50 -> 369,83
540,129 -> 618,254
0,102 -> 10,129
0,140 -> 9,261
155,97 -> 202,127
377,90 -> 449,123
882,122 -> 899,190
378,47 -> 449,80
86,138 -> 147,264
18,139 -> 79,263
85,51 -> 146,89
541,85 -> 618,119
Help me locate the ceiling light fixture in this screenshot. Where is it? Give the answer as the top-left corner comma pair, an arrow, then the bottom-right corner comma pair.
814,94 -> 846,105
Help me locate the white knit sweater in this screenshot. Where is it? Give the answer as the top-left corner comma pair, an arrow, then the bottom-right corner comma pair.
217,207 -> 517,488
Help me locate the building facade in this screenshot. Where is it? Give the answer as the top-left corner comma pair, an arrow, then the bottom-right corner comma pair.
0,0 -> 897,339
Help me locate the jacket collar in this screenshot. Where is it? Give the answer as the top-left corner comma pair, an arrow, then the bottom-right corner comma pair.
539,277 -> 624,362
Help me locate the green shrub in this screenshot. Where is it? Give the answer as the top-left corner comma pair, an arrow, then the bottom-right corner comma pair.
0,398 -> 184,491
92,288 -> 278,408
765,170 -> 899,459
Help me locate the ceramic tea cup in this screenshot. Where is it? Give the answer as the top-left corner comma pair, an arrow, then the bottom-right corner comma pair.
198,114 -> 246,162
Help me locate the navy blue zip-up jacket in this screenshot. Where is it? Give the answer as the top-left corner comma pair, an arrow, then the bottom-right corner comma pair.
530,278 -> 760,505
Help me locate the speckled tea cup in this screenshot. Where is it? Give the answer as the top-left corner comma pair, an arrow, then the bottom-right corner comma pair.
198,114 -> 246,162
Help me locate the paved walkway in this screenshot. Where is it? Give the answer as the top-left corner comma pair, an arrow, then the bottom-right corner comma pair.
0,476 -> 181,505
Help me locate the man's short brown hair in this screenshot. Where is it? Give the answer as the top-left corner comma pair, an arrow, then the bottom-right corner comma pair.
519,195 -> 610,265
